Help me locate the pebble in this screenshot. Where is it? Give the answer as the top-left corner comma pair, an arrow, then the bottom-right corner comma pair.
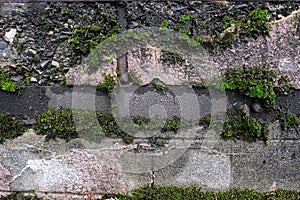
0,42 -> 8,50
28,48 -> 37,55
40,60 -> 51,69
51,60 -> 60,68
4,28 -> 17,43
251,103 -> 263,113
30,77 -> 37,82
11,75 -> 23,82
239,104 -> 250,116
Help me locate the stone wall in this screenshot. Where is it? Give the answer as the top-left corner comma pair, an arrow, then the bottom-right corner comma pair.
1,1 -> 300,199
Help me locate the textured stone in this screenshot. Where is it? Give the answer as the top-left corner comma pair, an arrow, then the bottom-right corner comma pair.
66,60 -> 117,86
213,9 -> 300,89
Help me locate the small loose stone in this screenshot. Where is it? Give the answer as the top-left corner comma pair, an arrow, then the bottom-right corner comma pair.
251,103 -> 263,113
30,77 -> 37,82
51,60 -> 60,68
4,28 -> 17,43
0,42 -> 8,50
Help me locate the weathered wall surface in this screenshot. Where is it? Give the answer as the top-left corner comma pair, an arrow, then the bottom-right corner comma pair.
1,1 -> 300,199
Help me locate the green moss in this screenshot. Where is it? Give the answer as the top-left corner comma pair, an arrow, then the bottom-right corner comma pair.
150,137 -> 167,146
179,15 -> 197,24
286,112 -> 300,126
220,66 -> 293,108
0,192 -> 43,200
17,43 -> 24,51
34,108 -> 77,141
70,37 -> 80,45
96,111 -> 133,144
132,116 -> 150,127
34,108 -> 133,144
82,13 -> 88,19
160,19 -> 168,30
102,185 -> 300,200
162,116 -> 181,133
97,74 -> 117,93
190,81 -> 209,89
164,9 -> 269,53
0,113 -> 28,144
70,19 -> 119,54
89,24 -> 100,32
0,72 -> 17,92
222,108 -> 268,143
199,114 -> 211,129
152,81 -> 165,91
61,7 -> 69,15
160,49 -> 185,66
279,111 -> 300,131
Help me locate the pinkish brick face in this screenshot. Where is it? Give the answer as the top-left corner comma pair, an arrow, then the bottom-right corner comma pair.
27,150 -> 125,199
0,163 -> 10,197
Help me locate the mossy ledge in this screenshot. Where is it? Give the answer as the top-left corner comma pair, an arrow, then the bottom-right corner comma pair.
103,185 -> 300,200
34,108 -> 133,143
1,186 -> 299,200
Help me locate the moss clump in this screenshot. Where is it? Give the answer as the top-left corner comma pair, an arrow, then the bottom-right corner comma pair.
0,72 -> 17,92
96,111 -> 133,144
219,66 -> 293,108
0,192 -> 42,200
160,49 -> 185,66
152,81 -> 165,91
97,74 -> 117,93
222,8 -> 270,39
177,8 -> 269,52
162,116 -> 181,133
34,109 -> 134,143
199,114 -> 211,129
102,185 -> 300,200
34,108 -> 77,141
132,116 -> 150,127
279,111 -> 300,131
70,18 -> 119,54
0,113 -> 28,144
222,108 -> 268,143
150,137 -> 167,147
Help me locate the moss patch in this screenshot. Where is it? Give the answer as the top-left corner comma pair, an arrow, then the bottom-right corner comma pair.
0,72 -> 17,92
70,17 -> 119,55
97,74 -> 118,93
162,116 -> 181,133
34,108 -> 133,143
222,108 -> 268,144
0,113 -> 28,144
102,185 -> 300,200
34,108 -> 77,141
218,66 -> 293,108
0,71 -> 29,93
164,8 -> 270,53
0,192 -> 43,200
278,110 -> 300,131
96,111 -> 133,144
